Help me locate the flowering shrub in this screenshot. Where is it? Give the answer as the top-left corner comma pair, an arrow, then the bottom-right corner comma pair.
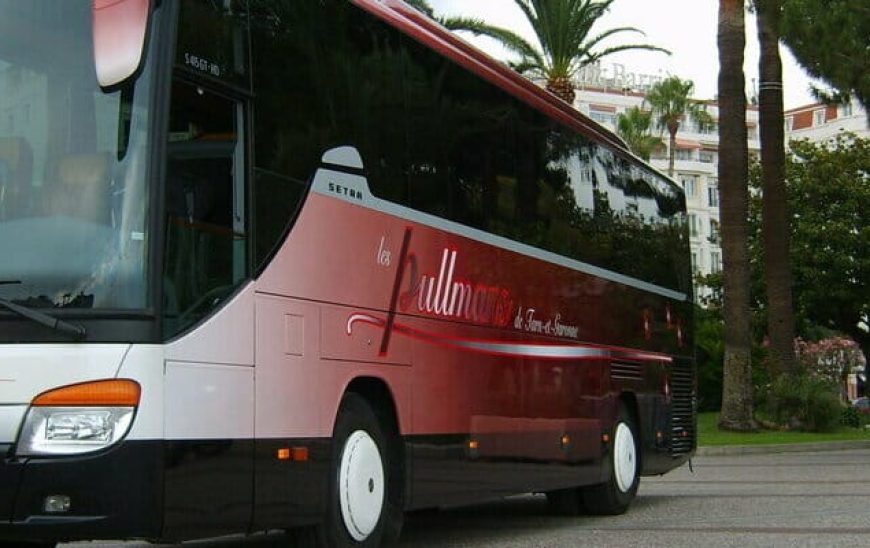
760,337 -> 866,432
794,337 -> 866,388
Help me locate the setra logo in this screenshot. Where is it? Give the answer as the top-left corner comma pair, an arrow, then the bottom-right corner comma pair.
328,182 -> 364,201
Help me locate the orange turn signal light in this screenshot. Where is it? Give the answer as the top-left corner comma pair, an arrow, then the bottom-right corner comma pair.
277,447 -> 310,462
32,379 -> 141,407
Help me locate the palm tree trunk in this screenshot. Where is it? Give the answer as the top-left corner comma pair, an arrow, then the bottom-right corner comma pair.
717,0 -> 755,431
667,129 -> 677,177
546,76 -> 576,105
757,0 -> 797,378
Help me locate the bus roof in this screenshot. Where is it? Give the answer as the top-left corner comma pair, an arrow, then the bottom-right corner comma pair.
353,0 -> 631,155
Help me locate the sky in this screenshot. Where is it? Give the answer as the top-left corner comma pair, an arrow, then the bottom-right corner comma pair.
429,0 -> 822,109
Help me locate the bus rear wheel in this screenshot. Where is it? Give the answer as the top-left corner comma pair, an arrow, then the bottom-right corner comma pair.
318,393 -> 399,547
582,402 -> 640,515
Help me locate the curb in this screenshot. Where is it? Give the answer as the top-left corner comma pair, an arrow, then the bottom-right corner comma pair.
696,439 -> 870,456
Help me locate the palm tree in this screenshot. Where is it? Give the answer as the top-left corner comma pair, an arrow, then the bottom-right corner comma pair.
616,106 -> 663,161
404,0 -> 490,30
408,0 -> 669,104
756,0 -> 797,377
717,0 -> 756,432
645,76 -> 713,177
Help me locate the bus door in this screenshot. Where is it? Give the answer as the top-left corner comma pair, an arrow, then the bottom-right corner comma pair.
162,78 -> 254,539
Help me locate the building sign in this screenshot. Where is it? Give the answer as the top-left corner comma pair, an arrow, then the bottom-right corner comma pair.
575,62 -> 667,92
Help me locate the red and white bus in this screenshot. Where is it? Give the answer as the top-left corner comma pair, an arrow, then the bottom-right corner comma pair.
0,1 -> 695,546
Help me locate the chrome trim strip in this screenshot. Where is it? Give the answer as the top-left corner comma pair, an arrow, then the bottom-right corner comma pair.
347,313 -> 673,363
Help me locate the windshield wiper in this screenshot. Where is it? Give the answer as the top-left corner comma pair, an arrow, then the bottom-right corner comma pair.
0,297 -> 87,340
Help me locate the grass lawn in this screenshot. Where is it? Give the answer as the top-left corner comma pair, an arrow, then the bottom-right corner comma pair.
697,412 -> 870,446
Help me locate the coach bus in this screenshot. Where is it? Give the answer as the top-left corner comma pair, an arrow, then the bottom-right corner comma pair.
0,0 -> 696,546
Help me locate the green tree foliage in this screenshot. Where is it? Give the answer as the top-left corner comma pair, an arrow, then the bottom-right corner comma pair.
766,373 -> 843,432
695,305 -> 725,412
644,76 -> 713,177
699,135 -> 868,428
409,0 -> 668,104
779,0 -> 870,109
781,134 -> 870,362
616,106 -> 663,161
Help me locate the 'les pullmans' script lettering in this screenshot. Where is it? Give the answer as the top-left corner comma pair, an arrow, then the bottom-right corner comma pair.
399,248 -> 514,327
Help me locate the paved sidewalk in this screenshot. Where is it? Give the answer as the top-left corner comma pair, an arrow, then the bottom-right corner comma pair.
64,447 -> 870,547
696,439 -> 870,456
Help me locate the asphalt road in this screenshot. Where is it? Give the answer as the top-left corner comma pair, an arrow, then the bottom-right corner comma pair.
66,447 -> 870,548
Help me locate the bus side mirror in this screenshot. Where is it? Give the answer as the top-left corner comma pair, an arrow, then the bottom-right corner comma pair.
93,0 -> 151,88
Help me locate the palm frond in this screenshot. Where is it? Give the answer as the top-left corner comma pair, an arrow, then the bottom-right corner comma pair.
510,60 -> 546,77
584,42 -> 672,67
435,0 -> 668,92
453,21 -> 541,62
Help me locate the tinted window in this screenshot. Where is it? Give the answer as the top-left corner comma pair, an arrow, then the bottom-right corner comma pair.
163,81 -> 246,336
245,0 -> 689,293
402,34 -> 688,291
403,43 -> 518,233
176,0 -> 250,89
249,0 -> 406,267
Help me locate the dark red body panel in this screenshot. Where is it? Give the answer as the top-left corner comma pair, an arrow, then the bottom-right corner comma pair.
258,189 -> 687,443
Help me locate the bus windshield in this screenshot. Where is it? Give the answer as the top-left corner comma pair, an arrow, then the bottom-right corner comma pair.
0,1 -> 154,311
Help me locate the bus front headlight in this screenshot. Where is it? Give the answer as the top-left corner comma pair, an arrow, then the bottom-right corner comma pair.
16,379 -> 140,457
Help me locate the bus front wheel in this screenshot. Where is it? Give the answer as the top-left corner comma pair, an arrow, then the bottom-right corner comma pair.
582,402 -> 640,515
319,393 -> 399,547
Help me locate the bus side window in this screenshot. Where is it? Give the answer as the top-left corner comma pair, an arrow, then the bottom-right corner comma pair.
163,80 -> 247,336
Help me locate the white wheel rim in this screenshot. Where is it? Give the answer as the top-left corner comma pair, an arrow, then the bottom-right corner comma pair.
613,422 -> 637,493
339,430 -> 385,541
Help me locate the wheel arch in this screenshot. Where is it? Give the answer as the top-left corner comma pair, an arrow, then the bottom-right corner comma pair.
616,391 -> 641,466
345,376 -> 401,438
618,391 -> 640,425
343,376 -> 408,524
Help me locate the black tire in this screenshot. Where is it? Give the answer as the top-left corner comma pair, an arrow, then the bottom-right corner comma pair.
545,487 -> 585,516
317,393 -> 402,547
285,525 -> 319,547
581,402 -> 640,515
